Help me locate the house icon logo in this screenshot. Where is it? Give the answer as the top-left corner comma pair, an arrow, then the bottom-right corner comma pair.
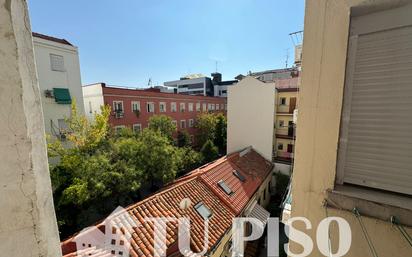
72,206 -> 138,256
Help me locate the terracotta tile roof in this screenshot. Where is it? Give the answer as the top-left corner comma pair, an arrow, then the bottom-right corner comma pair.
200,150 -> 272,215
61,148 -> 272,257
32,32 -> 73,46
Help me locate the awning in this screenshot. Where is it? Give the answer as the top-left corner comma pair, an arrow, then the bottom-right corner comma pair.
53,88 -> 72,104
247,201 -> 270,228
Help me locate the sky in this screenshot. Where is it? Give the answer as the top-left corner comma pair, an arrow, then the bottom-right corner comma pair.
28,0 -> 305,88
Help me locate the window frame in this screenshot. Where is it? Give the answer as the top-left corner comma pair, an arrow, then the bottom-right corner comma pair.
159,102 -> 166,112
131,101 -> 140,112
147,102 -> 155,113
133,123 -> 142,133
50,53 -> 65,72
180,120 -> 186,129
180,102 -> 186,112
171,102 -> 177,112
188,119 -> 194,128
194,202 -> 212,220
113,101 -> 124,112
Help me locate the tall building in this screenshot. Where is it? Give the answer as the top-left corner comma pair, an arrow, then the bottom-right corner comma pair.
83,83 -> 226,141
164,73 -> 237,97
32,32 -> 85,139
290,1 -> 412,257
211,72 -> 238,97
273,77 -> 299,164
164,74 -> 214,96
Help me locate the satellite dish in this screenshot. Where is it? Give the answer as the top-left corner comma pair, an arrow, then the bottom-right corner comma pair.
179,198 -> 192,210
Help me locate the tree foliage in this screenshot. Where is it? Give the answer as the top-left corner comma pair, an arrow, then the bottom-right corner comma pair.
48,104 -> 182,237
214,113 -> 227,154
175,147 -> 203,175
177,130 -> 192,147
195,112 -> 227,154
148,115 -> 176,141
195,112 -> 217,147
200,139 -> 219,163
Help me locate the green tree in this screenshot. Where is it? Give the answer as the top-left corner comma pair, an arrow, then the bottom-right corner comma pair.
48,103 -> 145,237
195,113 -> 217,147
200,139 -> 219,163
175,147 -> 203,175
134,128 -> 181,187
148,115 -> 176,141
177,130 -> 191,147
214,113 -> 227,154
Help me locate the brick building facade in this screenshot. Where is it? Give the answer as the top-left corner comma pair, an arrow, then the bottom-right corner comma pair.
83,83 -> 227,140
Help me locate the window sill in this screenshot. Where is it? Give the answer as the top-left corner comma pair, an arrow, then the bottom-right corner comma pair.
326,185 -> 412,227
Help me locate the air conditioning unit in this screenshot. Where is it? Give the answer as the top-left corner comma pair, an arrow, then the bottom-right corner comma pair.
115,111 -> 124,118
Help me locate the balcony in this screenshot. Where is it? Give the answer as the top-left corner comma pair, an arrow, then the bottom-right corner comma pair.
114,110 -> 124,118
276,104 -> 295,114
273,151 -> 294,164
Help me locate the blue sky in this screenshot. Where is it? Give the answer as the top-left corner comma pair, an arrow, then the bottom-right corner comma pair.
28,0 -> 304,87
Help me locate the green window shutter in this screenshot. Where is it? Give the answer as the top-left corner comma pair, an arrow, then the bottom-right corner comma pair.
53,88 -> 72,104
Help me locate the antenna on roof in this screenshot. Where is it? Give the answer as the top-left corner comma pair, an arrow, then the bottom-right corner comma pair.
285,48 -> 290,68
148,78 -> 152,87
289,30 -> 303,46
215,61 -> 218,73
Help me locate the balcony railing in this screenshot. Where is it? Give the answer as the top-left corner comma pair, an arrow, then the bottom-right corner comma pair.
276,104 -> 295,114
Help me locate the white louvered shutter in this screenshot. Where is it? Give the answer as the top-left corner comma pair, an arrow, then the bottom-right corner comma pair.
337,5 -> 412,195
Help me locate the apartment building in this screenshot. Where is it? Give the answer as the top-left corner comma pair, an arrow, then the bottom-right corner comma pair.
229,67 -> 299,170
164,73 -> 237,97
227,77 -> 276,161
211,72 -> 238,97
249,67 -> 299,83
61,148 -> 273,257
273,78 -> 299,164
32,32 -> 85,139
164,74 -> 214,96
83,83 -> 226,139
290,1 -> 412,257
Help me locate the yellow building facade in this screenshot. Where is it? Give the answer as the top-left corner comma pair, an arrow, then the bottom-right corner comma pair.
273,88 -> 298,163
290,1 -> 412,256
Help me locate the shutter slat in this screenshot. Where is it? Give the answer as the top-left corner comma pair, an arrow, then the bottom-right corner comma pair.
342,24 -> 412,195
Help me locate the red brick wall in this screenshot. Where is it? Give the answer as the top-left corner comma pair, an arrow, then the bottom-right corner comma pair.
102,86 -> 226,139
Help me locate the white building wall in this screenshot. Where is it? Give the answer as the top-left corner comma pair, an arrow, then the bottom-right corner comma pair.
33,36 -> 84,137
227,77 -> 275,161
82,83 -> 105,119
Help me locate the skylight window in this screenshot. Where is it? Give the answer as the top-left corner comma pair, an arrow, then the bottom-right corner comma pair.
233,170 -> 246,182
218,180 -> 233,195
194,202 -> 212,220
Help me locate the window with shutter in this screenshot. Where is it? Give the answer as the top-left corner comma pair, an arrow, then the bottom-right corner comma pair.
50,54 -> 65,71
337,5 -> 412,195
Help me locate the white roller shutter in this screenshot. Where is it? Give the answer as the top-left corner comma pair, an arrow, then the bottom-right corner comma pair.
337,5 -> 412,195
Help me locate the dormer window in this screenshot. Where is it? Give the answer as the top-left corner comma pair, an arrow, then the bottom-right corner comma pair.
218,180 -> 233,195
194,202 -> 212,220
233,170 -> 246,182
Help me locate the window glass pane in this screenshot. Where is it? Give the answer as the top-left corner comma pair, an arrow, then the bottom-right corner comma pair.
194,202 -> 212,220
